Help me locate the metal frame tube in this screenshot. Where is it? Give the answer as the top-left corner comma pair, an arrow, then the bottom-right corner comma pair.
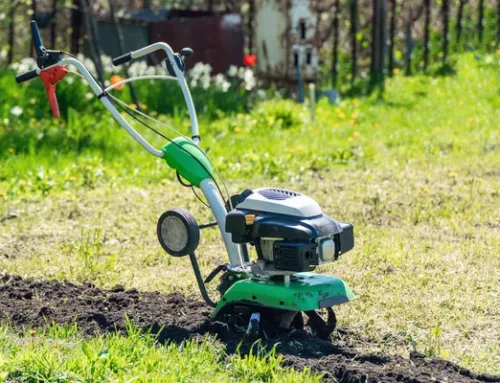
200,178 -> 242,266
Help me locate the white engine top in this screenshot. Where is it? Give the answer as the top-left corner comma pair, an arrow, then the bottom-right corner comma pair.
235,188 -> 323,218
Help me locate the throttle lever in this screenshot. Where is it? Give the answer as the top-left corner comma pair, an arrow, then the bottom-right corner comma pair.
39,66 -> 68,118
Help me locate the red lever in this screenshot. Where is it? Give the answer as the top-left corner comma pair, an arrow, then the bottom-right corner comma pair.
39,66 -> 68,118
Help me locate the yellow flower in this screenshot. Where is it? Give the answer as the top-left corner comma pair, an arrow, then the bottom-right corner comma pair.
422,187 -> 431,194
8,147 -> 14,154
496,49 -> 500,56
374,123 -> 381,129
29,329 -> 37,336
85,165 -> 93,171
353,131 -> 360,137
19,180 -> 27,186
448,172 -> 457,178
0,192 -> 6,199
128,103 -> 137,109
433,127 -> 440,132
234,127 -> 241,132
68,176 -> 77,182
393,68 -> 401,74
161,178 -> 169,184
347,137 -> 354,143
447,119 -> 452,125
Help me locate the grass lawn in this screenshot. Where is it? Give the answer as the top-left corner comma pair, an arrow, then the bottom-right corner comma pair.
0,53 -> 499,379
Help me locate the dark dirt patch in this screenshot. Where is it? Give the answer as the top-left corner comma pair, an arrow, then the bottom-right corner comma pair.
0,275 -> 498,383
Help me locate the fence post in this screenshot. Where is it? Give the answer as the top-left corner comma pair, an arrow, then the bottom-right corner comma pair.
79,0 -> 106,86
423,0 -> 431,71
349,0 -> 358,84
388,0 -> 397,76
51,0 -> 58,49
442,0 -> 449,63
497,0 -> 500,47
456,0 -> 467,47
109,0 -> 142,111
478,0 -> 485,45
7,0 -> 16,64
405,6 -> 415,76
331,0 -> 340,88
30,0 -> 38,57
370,0 -> 387,89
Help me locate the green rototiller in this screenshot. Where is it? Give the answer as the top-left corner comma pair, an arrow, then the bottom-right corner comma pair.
16,21 -> 356,339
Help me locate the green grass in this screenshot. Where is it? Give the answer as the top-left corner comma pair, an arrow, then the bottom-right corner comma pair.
1,53 -> 499,378
0,323 -> 320,382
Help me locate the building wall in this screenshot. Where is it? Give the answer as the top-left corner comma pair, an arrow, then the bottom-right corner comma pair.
255,0 -> 318,82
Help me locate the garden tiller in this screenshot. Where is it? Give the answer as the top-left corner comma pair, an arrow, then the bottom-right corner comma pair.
16,21 -> 356,339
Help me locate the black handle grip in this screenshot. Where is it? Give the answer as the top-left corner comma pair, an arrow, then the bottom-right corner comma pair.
15,69 -> 39,84
112,52 -> 132,66
31,21 -> 46,59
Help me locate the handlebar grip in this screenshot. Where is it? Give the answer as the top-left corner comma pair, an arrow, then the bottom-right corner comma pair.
15,69 -> 39,84
112,52 -> 133,66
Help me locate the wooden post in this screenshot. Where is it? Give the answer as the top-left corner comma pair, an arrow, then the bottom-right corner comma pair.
442,0 -> 449,63
388,0 -> 396,76
51,0 -> 58,49
7,0 -> 16,64
109,0 -> 141,111
331,0 -> 340,88
497,0 -> 500,47
71,0 -> 82,54
478,0 -> 485,45
405,6 -> 415,76
79,0 -> 106,86
248,0 -> 255,53
456,0 -> 467,46
370,0 -> 387,89
349,0 -> 358,84
423,0 -> 431,71
30,0 -> 38,57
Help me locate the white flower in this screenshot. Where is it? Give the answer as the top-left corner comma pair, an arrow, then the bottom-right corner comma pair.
243,68 -> 256,91
85,93 -> 93,100
227,65 -> 238,77
10,106 -> 23,116
214,73 -> 230,92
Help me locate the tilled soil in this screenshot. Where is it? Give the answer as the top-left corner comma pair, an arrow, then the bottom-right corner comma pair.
0,274 -> 498,383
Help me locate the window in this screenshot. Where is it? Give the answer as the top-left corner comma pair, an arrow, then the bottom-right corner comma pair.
299,20 -> 306,40
294,52 -> 299,67
306,51 -> 312,65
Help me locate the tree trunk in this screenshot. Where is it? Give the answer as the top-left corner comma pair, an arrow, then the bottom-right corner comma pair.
442,0 -> 449,63
51,0 -> 58,49
71,0 -> 82,54
370,0 -> 387,89
478,0 -> 484,44
7,0 -> 16,64
109,0 -> 141,110
331,0 -> 340,88
350,0 -> 358,84
423,0 -> 431,71
388,0 -> 396,76
79,0 -> 106,86
456,0 -> 467,45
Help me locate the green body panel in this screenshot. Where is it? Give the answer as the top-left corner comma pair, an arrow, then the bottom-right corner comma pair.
213,273 -> 356,316
162,137 -> 213,187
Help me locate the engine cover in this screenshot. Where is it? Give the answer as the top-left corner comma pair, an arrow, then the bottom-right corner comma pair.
235,188 -> 322,218
225,188 -> 355,271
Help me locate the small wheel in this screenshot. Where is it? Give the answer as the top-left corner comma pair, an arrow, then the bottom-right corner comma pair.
157,208 -> 200,257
